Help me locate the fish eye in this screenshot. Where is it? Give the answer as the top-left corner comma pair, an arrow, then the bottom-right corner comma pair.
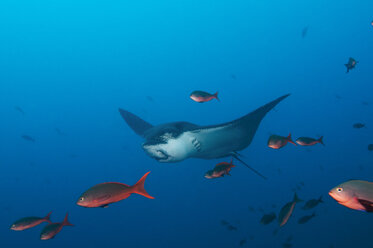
79,197 -> 85,201
336,188 -> 343,192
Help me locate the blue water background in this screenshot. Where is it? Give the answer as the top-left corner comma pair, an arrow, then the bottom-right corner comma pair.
0,0 -> 373,247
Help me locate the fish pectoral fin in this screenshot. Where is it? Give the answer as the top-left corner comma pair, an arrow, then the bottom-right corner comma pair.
357,199 -> 373,212
100,204 -> 109,208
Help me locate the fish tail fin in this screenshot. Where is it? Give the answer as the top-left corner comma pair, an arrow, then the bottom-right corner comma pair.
132,171 -> 155,199
318,136 -> 324,146
214,92 -> 219,101
293,193 -> 302,203
318,196 -> 324,203
44,212 -> 52,223
287,133 -> 297,146
232,154 -> 267,180
63,213 -> 74,227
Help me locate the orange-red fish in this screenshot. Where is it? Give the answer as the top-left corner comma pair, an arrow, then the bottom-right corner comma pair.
268,134 -> 296,149
204,159 -> 235,179
190,91 -> 219,103
40,213 -> 73,240
329,180 -> 373,212
10,212 -> 52,231
77,171 -> 154,208
278,193 -> 302,227
296,136 -> 324,146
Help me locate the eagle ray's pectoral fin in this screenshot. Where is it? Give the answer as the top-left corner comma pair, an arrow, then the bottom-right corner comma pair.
231,154 -> 267,180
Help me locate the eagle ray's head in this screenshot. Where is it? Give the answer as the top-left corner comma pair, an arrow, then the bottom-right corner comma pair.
142,123 -> 195,163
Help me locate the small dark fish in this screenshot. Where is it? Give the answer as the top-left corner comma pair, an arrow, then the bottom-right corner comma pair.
70,154 -> 78,158
345,57 -> 358,73
248,206 -> 255,212
220,220 -> 229,226
362,101 -> 369,106
302,196 -> 323,210
278,193 -> 302,227
301,26 -> 309,38
55,128 -> 67,136
15,106 -> 25,115
190,91 -> 219,103
335,94 -> 342,100
205,159 -> 235,179
77,172 -> 154,208
231,74 -> 237,80
298,212 -> 316,224
240,239 -> 247,246
368,144 -> 373,151
10,212 -> 52,231
260,212 -> 276,225
283,242 -> 292,248
146,96 -> 154,102
40,213 -> 73,240
226,225 -> 237,231
296,136 -> 324,146
353,123 -> 365,129
268,133 -> 296,149
21,135 -> 35,142
273,228 -> 279,236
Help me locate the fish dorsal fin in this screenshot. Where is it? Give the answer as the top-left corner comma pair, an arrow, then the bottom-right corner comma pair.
118,108 -> 153,137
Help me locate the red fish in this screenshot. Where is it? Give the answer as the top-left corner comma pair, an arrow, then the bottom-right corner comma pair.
10,212 -> 52,231
204,159 -> 235,179
296,136 -> 324,146
77,171 -> 154,208
190,91 -> 219,103
268,134 -> 296,149
40,213 -> 73,240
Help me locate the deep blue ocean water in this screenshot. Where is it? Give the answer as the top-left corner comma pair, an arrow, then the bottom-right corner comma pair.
1,0 -> 373,247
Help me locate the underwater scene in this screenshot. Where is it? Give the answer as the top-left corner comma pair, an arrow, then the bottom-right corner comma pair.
1,0 -> 373,247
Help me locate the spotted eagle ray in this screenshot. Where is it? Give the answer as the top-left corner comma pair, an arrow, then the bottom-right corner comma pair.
119,94 -> 290,179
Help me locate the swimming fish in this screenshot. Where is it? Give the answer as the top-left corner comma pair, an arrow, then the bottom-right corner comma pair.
21,135 -> 35,142
10,212 -> 52,231
344,57 -> 358,73
296,136 -> 324,146
298,212 -> 316,224
353,123 -> 365,129
268,133 -> 296,149
40,213 -> 73,240
239,239 -> 247,246
368,144 -> 373,151
119,94 -> 290,179
301,26 -> 309,38
278,193 -> 302,227
260,212 -> 276,225
220,220 -> 229,226
77,172 -> 154,208
55,128 -> 67,136
329,180 -> 373,212
204,159 -> 235,179
190,91 -> 219,103
15,106 -> 25,115
227,225 -> 237,231
302,196 -> 323,210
